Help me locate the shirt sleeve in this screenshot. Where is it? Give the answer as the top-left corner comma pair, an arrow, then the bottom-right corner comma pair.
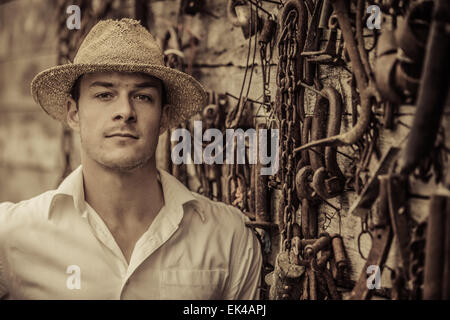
222,212 -> 263,300
0,202 -> 13,299
0,261 -> 6,299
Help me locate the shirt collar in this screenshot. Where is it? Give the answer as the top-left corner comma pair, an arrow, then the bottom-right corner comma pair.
157,168 -> 205,225
47,165 -> 205,223
48,165 -> 86,219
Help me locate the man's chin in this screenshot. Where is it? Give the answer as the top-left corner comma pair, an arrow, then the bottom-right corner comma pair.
97,156 -> 152,172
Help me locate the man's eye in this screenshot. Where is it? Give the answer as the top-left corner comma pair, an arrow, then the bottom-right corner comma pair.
95,92 -> 113,100
134,94 -> 153,102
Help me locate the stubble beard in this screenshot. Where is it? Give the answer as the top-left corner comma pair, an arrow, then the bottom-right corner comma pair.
97,152 -> 154,172
82,136 -> 156,173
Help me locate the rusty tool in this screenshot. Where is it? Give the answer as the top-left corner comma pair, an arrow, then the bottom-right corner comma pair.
308,262 -> 318,300
443,197 -> 450,299
246,121 -> 278,230
319,0 -> 332,29
294,0 -> 377,152
267,250 -> 305,299
409,221 -> 427,300
302,0 -> 339,64
290,223 -> 302,265
309,96 -> 328,172
322,267 -> 340,299
301,0 -> 323,82
423,195 -> 448,299
331,234 -> 347,279
297,116 -> 312,169
259,16 -> 277,44
310,87 -> 345,199
386,174 -> 411,281
349,146 -> 401,217
356,0 -> 373,83
227,0 -> 263,38
399,0 -> 450,175
296,165 -> 316,200
301,198 -> 319,239
374,30 -> 404,104
349,175 -> 393,300
395,0 -> 433,63
304,233 -> 331,258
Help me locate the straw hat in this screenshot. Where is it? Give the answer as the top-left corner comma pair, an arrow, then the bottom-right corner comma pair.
31,18 -> 207,129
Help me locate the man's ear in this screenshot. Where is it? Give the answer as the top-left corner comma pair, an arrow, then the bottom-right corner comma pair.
66,97 -> 80,132
159,104 -> 170,135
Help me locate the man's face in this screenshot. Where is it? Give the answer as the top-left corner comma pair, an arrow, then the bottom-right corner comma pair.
66,72 -> 168,172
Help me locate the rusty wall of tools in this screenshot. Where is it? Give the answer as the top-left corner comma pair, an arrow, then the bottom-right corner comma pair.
1,0 -> 450,300
151,0 -> 450,300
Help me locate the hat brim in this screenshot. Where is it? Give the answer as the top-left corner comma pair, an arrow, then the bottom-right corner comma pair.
30,63 -> 207,129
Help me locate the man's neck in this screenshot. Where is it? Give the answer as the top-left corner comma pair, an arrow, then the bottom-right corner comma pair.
81,158 -> 165,228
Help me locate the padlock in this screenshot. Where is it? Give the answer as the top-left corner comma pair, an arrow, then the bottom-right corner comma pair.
267,251 -> 305,300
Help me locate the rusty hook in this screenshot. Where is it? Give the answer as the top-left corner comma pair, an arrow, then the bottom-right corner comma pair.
294,0 -> 379,152
311,87 -> 345,199
295,165 -> 315,200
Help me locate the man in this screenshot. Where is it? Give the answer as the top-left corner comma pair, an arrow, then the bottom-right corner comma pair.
0,18 -> 262,299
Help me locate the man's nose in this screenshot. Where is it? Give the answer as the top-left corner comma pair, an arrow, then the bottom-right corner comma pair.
112,95 -> 137,122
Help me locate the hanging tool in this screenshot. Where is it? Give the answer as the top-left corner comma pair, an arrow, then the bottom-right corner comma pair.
310,87 -> 345,199
398,0 -> 450,176
294,0 -> 379,152
349,175 -> 393,300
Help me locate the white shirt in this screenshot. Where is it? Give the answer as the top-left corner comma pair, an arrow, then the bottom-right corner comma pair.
0,166 -> 262,300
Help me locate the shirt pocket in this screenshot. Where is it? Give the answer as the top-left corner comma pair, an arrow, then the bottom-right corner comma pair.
160,269 -> 227,300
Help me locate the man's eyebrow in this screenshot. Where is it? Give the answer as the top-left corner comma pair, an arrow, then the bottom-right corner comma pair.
133,81 -> 160,88
88,81 -> 159,88
89,81 -> 115,88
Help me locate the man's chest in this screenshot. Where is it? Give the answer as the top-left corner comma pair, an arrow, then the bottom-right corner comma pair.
2,220 -> 229,299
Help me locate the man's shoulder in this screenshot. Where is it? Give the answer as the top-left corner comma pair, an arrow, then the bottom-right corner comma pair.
189,192 -> 250,230
0,190 -> 57,224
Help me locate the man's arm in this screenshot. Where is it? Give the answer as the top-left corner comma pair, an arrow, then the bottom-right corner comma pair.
0,261 -> 7,299
0,202 -> 13,299
222,212 -> 263,300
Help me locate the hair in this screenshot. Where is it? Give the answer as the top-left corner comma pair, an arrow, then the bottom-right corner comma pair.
70,76 -> 82,105
69,74 -> 167,108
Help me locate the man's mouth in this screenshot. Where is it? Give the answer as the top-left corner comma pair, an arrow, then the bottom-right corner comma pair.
105,133 -> 139,139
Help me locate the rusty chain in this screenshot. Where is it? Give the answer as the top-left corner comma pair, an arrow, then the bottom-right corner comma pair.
276,8 -> 301,251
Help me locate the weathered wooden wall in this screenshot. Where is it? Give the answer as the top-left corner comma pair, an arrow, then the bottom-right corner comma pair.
1,0 -> 449,299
